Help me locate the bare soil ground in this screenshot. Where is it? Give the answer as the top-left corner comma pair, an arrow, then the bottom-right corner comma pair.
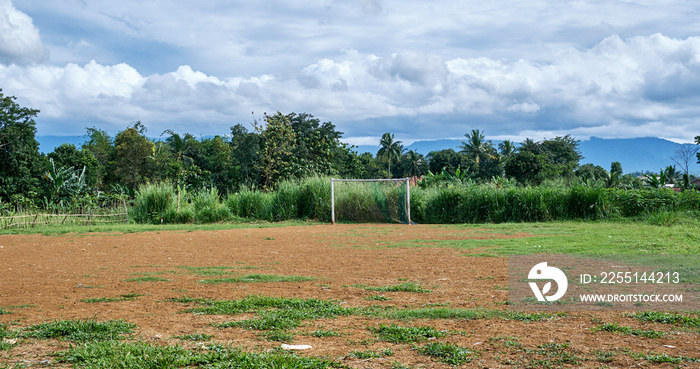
0,224 -> 697,368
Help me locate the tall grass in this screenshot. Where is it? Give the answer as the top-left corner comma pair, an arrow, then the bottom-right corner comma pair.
133,178 -> 700,224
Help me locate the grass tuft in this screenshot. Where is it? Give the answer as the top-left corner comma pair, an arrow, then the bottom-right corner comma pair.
418,342 -> 478,366
369,324 -> 448,343
21,319 -> 135,342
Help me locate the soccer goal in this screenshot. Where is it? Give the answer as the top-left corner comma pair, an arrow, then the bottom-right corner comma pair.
330,178 -> 411,224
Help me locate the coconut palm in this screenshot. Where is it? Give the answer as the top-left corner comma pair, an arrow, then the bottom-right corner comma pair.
460,129 -> 495,166
377,132 -> 404,178
404,150 -> 426,177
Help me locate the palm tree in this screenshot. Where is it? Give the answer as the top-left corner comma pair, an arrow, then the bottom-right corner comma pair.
498,140 -> 516,158
460,129 -> 495,166
377,132 -> 404,178
404,150 -> 426,177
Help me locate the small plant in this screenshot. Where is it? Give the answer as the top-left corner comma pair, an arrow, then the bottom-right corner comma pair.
261,330 -> 294,342
418,342 -> 478,366
366,294 -> 390,301
310,329 -> 343,337
349,348 -> 394,359
0,308 -> 12,315
369,324 -> 448,343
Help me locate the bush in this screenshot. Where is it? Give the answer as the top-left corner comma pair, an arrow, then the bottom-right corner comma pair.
132,182 -> 177,224
193,188 -> 230,223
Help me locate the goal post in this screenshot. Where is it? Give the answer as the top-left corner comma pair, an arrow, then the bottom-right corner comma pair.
330,178 -> 411,225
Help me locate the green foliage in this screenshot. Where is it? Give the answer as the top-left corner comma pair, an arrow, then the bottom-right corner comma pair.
369,324 -> 448,343
57,341 -> 345,368
21,319 -> 135,341
173,333 -> 214,341
0,89 -> 42,204
377,132 -> 404,178
192,187 -> 230,223
629,311 -> 700,327
113,122 -> 156,191
357,281 -> 432,293
417,342 -> 478,365
593,322 -> 665,338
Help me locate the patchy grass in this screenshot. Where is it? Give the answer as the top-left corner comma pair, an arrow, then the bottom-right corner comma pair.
628,311 -> 700,328
199,274 -> 315,284
366,294 -> 390,301
354,281 -> 432,293
21,319 -> 135,342
369,324 -> 449,343
56,341 -> 346,368
173,296 -> 352,341
172,333 -> 214,341
349,348 -> 394,359
418,342 -> 478,366
177,265 -> 260,276
80,293 -> 144,303
309,329 -> 344,338
632,352 -> 700,364
593,322 -> 666,338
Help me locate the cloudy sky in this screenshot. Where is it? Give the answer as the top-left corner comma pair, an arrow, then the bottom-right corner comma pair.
2,0 -> 700,146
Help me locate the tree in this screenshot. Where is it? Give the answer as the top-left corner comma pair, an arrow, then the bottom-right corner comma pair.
377,132 -> 404,178
672,143 -> 699,178
663,165 -> 681,185
230,123 -> 262,189
398,150 -> 428,178
256,112 -> 296,190
0,89 -> 42,204
460,129 -> 495,166
113,122 -> 156,191
519,135 -> 582,180
47,143 -> 99,187
427,149 -> 468,175
504,151 -> 545,185
498,140 -> 516,159
608,161 -> 623,188
82,127 -> 115,188
575,163 -> 608,182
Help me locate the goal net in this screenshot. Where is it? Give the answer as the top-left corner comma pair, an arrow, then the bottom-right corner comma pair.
331,178 -> 411,224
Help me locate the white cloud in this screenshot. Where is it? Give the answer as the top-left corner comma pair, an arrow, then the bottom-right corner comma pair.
0,0 -> 44,64
3,32 -> 700,143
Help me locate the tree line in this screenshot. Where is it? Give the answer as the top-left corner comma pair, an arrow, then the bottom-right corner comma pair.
1,89 -> 698,212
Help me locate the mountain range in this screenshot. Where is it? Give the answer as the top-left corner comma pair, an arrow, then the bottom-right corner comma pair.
36,135 -> 699,175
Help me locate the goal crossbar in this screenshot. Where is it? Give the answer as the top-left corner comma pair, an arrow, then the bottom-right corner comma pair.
330,178 -> 411,225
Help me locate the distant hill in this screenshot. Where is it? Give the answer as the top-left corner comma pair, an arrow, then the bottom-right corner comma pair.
354,137 -> 700,174
37,135 -> 698,174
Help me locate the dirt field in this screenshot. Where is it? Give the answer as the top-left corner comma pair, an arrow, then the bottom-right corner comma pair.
0,224 -> 697,368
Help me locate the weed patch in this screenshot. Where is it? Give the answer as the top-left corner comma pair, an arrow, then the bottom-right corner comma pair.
593,322 -> 666,338
21,319 -> 135,341
355,281 -> 432,293
418,342 -> 478,366
369,324 -> 448,343
57,341 -> 345,368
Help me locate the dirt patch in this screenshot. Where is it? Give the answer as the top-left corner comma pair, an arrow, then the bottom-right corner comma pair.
0,224 -> 697,368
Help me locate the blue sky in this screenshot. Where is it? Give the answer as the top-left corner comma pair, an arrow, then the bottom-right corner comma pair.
2,0 -> 700,146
